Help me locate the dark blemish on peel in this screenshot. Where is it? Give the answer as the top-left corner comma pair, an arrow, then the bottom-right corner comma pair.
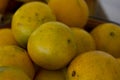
72,71 -> 76,77
67,39 -> 71,43
110,31 -> 115,37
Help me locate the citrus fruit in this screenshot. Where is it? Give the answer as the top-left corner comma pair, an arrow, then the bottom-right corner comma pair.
27,21 -> 77,70
71,27 -> 96,55
0,28 -> 18,46
90,23 -> 120,58
12,1 -> 56,48
67,51 -> 120,80
0,66 -> 31,80
117,58 -> 120,63
0,45 -> 35,79
48,0 -> 89,28
35,69 -> 66,80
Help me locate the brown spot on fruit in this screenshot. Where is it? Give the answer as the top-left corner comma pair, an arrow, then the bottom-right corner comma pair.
67,39 -> 71,44
110,31 -> 115,37
72,70 -> 76,77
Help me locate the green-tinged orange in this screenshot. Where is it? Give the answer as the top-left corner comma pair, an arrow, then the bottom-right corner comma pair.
28,22 -> 77,70
12,1 -> 56,48
0,45 -> 35,79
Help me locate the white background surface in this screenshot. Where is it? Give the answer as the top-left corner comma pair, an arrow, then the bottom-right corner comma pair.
95,0 -> 120,23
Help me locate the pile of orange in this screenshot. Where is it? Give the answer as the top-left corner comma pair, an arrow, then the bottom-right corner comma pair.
0,0 -> 120,80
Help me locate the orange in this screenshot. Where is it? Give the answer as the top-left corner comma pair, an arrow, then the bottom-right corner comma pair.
0,28 -> 18,46
12,1 -> 56,48
35,69 -> 66,80
91,23 -> 120,58
67,51 -> 120,80
0,45 -> 35,79
27,22 -> 77,70
0,66 -> 31,80
117,58 -> 120,64
48,0 -> 89,28
71,27 -> 96,55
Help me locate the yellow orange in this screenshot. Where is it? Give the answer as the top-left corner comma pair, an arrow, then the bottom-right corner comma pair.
12,1 -> 56,48
35,69 -> 65,80
0,45 -> 35,79
117,58 -> 120,64
48,0 -> 89,28
67,51 -> 120,80
71,27 -> 96,55
91,23 -> 120,58
28,22 -> 77,70
0,28 -> 18,46
0,66 -> 31,80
